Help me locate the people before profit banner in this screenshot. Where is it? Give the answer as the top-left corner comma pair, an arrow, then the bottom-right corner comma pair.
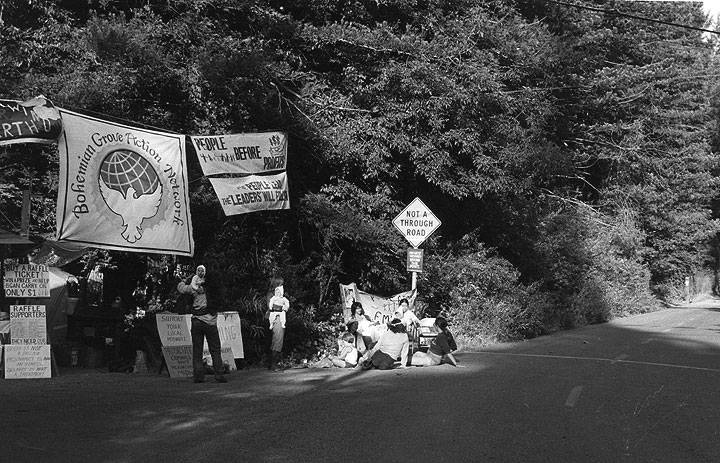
0,96 -> 62,146
190,131 -> 287,176
55,109 -> 194,256
209,172 -> 290,216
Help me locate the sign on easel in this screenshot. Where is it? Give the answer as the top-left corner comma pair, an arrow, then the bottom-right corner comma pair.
3,264 -> 50,298
4,344 -> 51,379
10,305 -> 47,345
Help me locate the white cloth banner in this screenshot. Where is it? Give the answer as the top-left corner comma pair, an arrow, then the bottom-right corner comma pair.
190,132 -> 287,176
209,172 -> 290,216
56,109 -> 194,256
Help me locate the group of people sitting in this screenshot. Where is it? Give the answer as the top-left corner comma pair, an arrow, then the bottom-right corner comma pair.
322,299 -> 462,370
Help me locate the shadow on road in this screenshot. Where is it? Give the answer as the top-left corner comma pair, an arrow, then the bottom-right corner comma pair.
4,302 -> 720,462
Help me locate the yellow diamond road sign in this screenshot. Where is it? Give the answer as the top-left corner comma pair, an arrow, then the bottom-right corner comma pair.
393,197 -> 441,248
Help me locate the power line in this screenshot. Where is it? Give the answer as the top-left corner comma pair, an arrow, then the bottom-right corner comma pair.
546,0 -> 720,36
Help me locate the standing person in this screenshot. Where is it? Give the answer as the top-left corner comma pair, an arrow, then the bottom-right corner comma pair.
267,278 -> 289,371
177,266 -> 227,383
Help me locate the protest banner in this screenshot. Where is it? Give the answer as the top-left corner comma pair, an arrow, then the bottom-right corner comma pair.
9,305 -> 47,345
156,313 -> 192,346
343,287 -> 416,325
209,172 -> 290,216
56,109 -> 194,256
0,96 -> 62,146
190,132 -> 287,176
4,344 -> 52,379
161,345 -> 193,378
3,263 -> 50,298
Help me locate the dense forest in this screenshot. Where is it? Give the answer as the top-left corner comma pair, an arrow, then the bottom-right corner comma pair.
2,0 -> 720,358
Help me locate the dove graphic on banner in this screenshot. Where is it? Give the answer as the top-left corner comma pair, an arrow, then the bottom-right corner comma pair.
97,149 -> 163,243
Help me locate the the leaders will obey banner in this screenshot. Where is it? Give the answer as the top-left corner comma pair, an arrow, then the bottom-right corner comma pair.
56,109 -> 194,256
209,172 -> 290,216
0,96 -> 62,146
190,132 -> 287,176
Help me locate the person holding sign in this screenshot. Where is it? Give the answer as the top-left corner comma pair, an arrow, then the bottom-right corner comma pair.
177,266 -> 227,383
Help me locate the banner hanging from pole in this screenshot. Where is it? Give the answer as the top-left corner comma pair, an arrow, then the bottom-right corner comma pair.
55,109 -> 194,256
0,96 -> 62,146
209,172 -> 290,216
190,132 -> 287,176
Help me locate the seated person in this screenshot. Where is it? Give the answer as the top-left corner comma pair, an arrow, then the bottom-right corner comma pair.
330,332 -> 359,368
411,317 -> 462,367
397,298 -> 420,329
349,302 -> 378,351
359,318 -> 409,370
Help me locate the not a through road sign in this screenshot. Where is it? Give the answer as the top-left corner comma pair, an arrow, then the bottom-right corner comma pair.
392,197 -> 441,248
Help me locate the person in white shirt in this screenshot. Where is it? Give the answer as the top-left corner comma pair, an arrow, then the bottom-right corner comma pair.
359,318 -> 409,370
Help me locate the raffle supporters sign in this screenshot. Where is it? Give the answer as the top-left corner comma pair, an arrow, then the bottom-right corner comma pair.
56,109 -> 194,256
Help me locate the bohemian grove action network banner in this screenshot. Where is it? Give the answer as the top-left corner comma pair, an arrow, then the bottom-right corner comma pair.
56,109 -> 194,256
0,96 -> 62,146
209,172 -> 290,216
190,132 -> 287,176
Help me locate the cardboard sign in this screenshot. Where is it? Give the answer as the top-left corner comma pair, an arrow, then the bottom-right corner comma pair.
191,132 -> 287,176
161,345 -> 193,378
156,313 -> 192,346
216,312 -> 244,358
10,305 -> 47,345
4,344 -> 52,379
3,264 -> 50,298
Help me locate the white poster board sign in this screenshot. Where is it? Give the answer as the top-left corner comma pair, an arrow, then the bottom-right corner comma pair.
203,346 -> 236,370
217,312 -> 244,359
10,305 -> 47,345
161,345 -> 193,378
156,313 -> 192,346
4,344 -> 52,379
3,264 -> 50,298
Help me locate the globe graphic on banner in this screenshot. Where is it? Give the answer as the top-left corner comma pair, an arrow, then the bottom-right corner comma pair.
99,149 -> 160,198
98,149 -> 163,244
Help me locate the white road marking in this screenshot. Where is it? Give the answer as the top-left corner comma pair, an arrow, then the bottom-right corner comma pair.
612,354 -> 629,364
565,386 -> 584,407
471,352 -> 720,373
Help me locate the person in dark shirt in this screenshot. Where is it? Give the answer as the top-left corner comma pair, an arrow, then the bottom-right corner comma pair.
410,317 -> 463,367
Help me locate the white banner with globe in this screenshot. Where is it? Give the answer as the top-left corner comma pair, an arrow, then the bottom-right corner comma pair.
55,109 -> 194,256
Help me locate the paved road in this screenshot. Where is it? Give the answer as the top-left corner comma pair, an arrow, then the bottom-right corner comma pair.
2,302 -> 720,462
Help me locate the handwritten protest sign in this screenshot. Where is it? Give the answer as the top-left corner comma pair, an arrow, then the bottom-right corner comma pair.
216,312 -> 244,358
161,345 -> 193,378
191,132 -> 287,176
209,172 -> 290,216
4,344 -> 51,379
156,313 -> 192,346
10,305 -> 47,345
4,264 -> 50,298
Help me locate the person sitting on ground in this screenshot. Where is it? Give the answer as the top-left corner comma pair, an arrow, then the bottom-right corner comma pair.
349,302 -> 377,351
330,331 -> 359,368
359,318 -> 409,370
410,317 -> 463,367
397,298 -> 420,329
